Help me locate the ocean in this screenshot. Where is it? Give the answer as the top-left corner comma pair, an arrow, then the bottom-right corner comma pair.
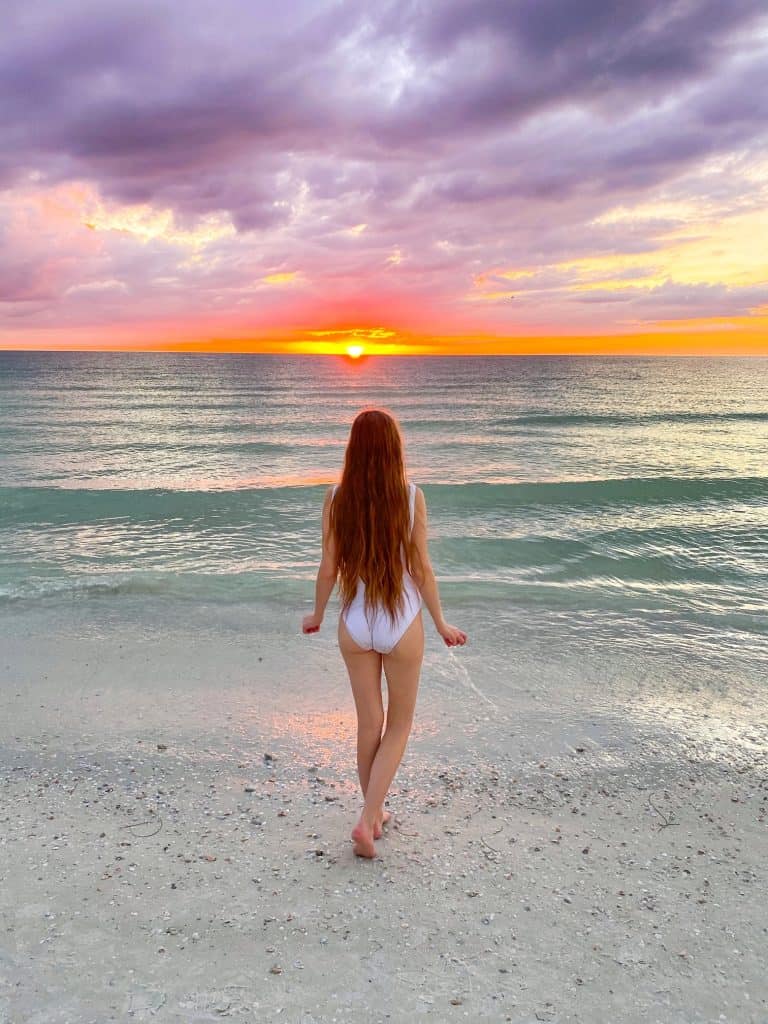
1,351 -> 766,703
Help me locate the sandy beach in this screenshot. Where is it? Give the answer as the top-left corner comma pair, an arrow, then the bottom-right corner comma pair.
1,599 -> 765,1024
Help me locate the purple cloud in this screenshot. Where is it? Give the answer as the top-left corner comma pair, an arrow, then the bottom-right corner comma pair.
0,0 -> 767,339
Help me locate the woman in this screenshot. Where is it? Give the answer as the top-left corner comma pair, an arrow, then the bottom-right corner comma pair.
302,409 -> 467,859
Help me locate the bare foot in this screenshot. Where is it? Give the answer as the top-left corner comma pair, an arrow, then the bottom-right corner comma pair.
351,818 -> 377,858
373,809 -> 392,840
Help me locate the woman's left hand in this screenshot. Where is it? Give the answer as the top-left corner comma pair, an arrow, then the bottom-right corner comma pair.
302,613 -> 323,634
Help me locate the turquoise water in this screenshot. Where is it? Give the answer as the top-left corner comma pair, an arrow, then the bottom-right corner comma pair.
1,352 -> 766,676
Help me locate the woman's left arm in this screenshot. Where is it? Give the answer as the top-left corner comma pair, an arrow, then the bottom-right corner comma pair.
302,486 -> 338,634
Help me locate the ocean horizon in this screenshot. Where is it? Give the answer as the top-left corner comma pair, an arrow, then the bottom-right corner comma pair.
1,351 -> 766,692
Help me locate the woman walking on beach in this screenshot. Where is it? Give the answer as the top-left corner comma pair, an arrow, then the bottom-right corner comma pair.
302,409 -> 467,858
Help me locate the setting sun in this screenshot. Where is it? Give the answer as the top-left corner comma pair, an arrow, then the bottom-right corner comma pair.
346,344 -> 364,359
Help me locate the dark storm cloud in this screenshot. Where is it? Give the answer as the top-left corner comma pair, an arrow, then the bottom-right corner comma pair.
371,0 -> 768,141
2,0 -> 766,214
0,0 -> 358,220
412,0 -> 760,70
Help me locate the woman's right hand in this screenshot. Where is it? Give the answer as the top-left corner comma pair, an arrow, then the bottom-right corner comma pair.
438,621 -> 467,647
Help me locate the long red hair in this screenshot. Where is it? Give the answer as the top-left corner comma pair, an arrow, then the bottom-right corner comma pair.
330,409 -> 416,625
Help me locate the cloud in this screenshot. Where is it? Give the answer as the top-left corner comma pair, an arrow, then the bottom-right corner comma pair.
570,280 -> 768,319
0,0 -> 767,343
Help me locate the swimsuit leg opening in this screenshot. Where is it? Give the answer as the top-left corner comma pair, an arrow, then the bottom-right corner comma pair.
342,612 -> 374,652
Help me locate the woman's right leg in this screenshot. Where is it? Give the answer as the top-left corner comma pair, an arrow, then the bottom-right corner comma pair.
353,611 -> 424,852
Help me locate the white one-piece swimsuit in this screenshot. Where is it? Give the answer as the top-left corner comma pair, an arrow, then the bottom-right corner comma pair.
333,481 -> 424,654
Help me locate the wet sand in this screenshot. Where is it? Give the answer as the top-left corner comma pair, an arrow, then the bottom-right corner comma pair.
1,602 -> 766,1023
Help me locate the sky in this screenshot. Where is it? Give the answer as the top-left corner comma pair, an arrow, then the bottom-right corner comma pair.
1,0 -> 768,356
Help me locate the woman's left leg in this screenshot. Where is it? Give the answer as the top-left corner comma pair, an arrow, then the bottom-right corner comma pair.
338,615 -> 386,810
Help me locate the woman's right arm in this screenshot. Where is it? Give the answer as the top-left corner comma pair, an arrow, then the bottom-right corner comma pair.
410,487 -> 467,648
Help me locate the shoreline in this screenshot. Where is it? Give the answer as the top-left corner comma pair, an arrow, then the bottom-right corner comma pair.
1,604 -> 766,1023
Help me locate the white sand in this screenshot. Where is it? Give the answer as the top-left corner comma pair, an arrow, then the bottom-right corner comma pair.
1,602 -> 766,1023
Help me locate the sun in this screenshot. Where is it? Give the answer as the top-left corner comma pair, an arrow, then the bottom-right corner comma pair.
346,344 -> 364,359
